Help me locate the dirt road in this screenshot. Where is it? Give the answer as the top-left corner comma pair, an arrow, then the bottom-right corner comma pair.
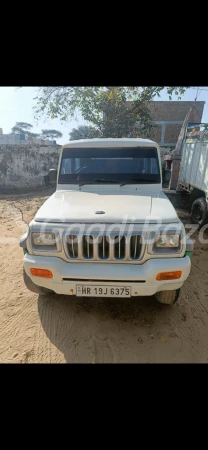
1,188 -> 208,363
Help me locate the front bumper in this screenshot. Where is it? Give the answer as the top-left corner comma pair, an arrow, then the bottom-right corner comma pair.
23,254 -> 191,297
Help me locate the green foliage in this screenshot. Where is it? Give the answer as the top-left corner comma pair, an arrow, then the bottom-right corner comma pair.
12,122 -> 34,136
69,125 -> 101,140
27,131 -> 40,138
35,87 -> 190,138
15,122 -> 33,130
11,122 -> 40,139
41,129 -> 63,140
12,126 -> 25,134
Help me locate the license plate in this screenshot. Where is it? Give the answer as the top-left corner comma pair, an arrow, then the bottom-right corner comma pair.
76,285 -> 131,298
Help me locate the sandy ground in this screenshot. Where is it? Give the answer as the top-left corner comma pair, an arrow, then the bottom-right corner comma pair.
1,187 -> 208,363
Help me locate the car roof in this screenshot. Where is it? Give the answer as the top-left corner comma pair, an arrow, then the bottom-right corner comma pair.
61,138 -> 159,150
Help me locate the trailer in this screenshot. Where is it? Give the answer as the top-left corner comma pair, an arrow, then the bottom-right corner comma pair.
177,123 -> 208,226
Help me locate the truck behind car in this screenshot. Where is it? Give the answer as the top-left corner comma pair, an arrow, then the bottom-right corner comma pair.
177,122 -> 208,227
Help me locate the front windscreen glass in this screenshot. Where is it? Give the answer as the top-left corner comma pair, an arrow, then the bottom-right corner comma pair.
58,147 -> 160,184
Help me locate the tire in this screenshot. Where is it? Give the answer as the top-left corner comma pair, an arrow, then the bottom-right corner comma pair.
23,269 -> 54,296
191,197 -> 207,227
155,289 -> 180,305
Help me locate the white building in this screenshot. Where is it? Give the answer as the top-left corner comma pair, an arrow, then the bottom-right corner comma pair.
0,129 -> 56,145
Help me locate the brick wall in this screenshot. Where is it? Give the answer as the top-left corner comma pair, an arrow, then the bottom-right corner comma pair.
164,124 -> 182,143
130,101 -> 205,147
148,101 -> 204,121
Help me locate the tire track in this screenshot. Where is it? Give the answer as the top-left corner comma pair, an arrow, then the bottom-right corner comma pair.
31,297 -> 56,363
53,299 -> 89,362
0,297 -> 35,346
31,296 -> 89,362
168,287 -> 208,362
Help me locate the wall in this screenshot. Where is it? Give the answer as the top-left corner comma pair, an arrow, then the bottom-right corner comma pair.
128,101 -> 205,147
148,102 -> 205,147
0,145 -> 60,189
148,101 -> 205,121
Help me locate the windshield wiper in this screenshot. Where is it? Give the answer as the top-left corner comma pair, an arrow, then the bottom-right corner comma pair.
120,179 -> 159,187
78,179 -> 159,187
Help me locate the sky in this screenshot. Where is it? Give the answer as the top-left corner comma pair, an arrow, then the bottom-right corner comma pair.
0,86 -> 208,145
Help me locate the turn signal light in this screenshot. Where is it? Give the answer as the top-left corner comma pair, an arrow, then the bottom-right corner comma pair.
156,271 -> 181,281
30,268 -> 53,278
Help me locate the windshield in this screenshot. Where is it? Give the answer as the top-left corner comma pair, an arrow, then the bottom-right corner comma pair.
58,147 -> 161,184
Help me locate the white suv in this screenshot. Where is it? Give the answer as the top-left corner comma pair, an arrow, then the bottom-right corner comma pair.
20,138 -> 193,305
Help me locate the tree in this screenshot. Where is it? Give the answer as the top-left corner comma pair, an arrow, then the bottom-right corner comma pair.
15,122 -> 33,131
41,129 -> 63,141
69,125 -> 101,140
11,122 -> 40,139
27,131 -> 40,138
12,122 -> 33,135
12,126 -> 26,134
34,87 -> 190,138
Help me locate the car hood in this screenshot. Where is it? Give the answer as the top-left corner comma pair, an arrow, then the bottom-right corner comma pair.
34,189 -> 179,224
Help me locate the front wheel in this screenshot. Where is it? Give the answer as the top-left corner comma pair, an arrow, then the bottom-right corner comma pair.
191,197 -> 207,227
23,269 -> 54,296
155,289 -> 180,305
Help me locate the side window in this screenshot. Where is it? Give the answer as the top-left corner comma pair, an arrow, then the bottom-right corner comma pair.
141,158 -> 158,174
61,159 -> 71,174
150,158 -> 158,174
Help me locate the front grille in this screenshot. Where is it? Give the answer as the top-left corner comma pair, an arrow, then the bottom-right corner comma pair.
66,234 -> 79,258
64,233 -> 144,262
98,235 -> 109,260
130,235 -> 141,260
83,235 -> 94,259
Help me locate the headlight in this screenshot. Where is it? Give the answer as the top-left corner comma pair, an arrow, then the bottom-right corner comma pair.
148,231 -> 182,254
31,231 -> 61,251
155,234 -> 180,248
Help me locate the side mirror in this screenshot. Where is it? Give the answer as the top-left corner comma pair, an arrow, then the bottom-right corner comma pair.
44,169 -> 57,186
48,169 -> 57,183
162,168 -> 171,185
